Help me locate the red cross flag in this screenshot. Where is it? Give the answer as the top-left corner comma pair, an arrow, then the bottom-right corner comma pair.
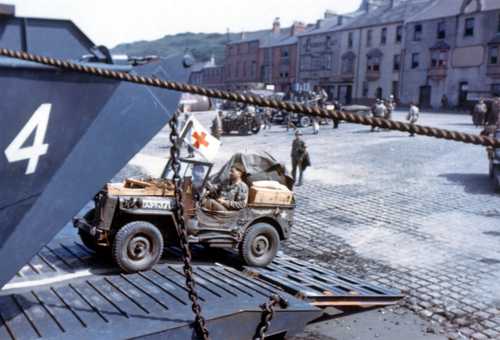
180,116 -> 221,161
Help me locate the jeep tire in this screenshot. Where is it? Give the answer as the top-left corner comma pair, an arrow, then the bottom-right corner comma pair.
240,223 -> 279,267
112,221 -> 164,273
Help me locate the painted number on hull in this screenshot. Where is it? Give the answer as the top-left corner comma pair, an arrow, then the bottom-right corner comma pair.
5,104 -> 51,175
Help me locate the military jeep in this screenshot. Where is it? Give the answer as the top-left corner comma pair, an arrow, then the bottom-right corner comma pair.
74,153 -> 295,273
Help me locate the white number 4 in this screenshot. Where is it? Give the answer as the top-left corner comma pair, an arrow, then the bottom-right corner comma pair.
5,103 -> 51,175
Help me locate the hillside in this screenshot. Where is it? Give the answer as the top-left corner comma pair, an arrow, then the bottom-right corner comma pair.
112,32 -> 239,63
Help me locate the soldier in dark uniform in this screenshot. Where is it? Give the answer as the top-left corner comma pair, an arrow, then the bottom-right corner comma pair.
203,164 -> 248,211
482,95 -> 500,137
291,130 -> 310,186
473,98 -> 488,127
211,111 -> 223,139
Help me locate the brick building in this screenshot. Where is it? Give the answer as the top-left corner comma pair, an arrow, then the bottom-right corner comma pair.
402,0 -> 500,108
188,56 -> 224,88
191,0 -> 500,109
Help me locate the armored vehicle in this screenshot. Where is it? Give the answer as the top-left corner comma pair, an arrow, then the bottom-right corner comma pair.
74,152 -> 295,273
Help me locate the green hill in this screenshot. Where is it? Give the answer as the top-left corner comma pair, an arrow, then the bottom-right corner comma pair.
112,32 -> 238,63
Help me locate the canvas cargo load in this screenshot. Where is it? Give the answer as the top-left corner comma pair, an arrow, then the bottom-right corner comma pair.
249,180 -> 293,205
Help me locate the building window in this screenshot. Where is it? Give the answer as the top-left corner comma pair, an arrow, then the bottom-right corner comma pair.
363,82 -> 369,97
437,21 -> 446,39
367,55 -> 380,72
414,24 -> 422,41
381,28 -> 387,45
492,84 -> 500,94
498,14 -> 500,33
367,30 -> 372,47
348,32 -> 354,49
490,46 -> 499,65
251,61 -> 257,77
396,25 -> 403,43
411,53 -> 420,69
393,54 -> 401,71
323,55 -> 332,70
431,50 -> 448,68
342,58 -> 355,74
281,47 -> 289,58
464,17 -> 475,37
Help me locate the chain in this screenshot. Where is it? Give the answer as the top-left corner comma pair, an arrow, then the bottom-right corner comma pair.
169,112 -> 209,340
254,294 -> 289,340
0,47 -> 499,148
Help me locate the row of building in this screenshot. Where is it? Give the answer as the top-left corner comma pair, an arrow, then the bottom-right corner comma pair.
188,0 -> 500,109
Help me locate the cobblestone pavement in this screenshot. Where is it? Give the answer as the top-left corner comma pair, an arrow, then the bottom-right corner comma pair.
125,110 -> 500,339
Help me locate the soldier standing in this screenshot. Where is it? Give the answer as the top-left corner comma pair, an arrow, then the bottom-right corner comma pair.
407,102 -> 420,137
473,98 -> 488,127
371,99 -> 387,132
482,95 -> 500,136
211,111 -> 223,139
386,94 -> 395,121
291,130 -> 310,186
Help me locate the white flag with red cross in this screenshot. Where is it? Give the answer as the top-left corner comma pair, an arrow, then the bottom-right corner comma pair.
180,116 -> 221,161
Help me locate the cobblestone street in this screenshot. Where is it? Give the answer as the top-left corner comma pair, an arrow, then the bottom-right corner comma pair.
120,109 -> 500,339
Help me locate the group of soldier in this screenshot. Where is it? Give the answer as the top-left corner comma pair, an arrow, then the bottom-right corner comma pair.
476,95 -> 500,137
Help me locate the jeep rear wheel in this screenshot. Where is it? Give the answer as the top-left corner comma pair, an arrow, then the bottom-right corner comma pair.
240,223 -> 279,267
112,221 -> 164,273
299,116 -> 311,127
78,209 -> 98,251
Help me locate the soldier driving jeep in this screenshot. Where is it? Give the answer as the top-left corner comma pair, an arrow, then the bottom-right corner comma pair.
202,164 -> 249,211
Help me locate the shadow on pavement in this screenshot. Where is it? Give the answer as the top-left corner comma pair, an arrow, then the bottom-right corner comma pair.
440,173 -> 496,195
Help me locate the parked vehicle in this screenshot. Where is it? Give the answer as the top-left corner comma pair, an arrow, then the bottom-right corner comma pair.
74,153 -> 295,273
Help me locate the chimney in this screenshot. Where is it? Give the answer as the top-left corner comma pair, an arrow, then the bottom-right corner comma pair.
291,21 -> 305,36
272,17 -> 281,34
324,9 -> 337,19
337,15 -> 344,26
240,31 -> 247,40
0,4 -> 15,16
316,19 -> 324,29
359,0 -> 385,12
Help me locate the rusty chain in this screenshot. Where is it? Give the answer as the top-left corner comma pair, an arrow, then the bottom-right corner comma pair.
169,112 -> 209,340
0,47 -> 499,148
254,294 -> 289,340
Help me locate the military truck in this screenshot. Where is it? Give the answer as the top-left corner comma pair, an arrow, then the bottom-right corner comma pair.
74,153 -> 295,273
221,107 -> 262,135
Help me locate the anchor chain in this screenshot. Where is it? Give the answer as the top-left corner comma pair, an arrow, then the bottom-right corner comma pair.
0,47 -> 499,148
169,112 -> 209,340
254,294 -> 289,340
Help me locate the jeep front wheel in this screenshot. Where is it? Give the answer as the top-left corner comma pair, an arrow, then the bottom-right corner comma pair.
240,223 -> 279,267
112,221 -> 164,273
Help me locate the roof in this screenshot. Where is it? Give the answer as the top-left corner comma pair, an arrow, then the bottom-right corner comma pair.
407,0 -> 500,23
343,0 -> 433,30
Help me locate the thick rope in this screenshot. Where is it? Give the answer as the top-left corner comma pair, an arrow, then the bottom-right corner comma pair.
1,48 -> 498,148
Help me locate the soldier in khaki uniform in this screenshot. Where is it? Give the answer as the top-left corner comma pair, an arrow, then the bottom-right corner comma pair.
482,96 -> 500,136
291,130 -> 310,186
473,98 -> 488,127
203,164 -> 248,211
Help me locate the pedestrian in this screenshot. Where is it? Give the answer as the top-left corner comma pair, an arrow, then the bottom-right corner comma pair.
406,102 -> 420,137
371,99 -> 387,132
332,100 -> 341,129
263,108 -> 273,130
211,110 -> 223,139
291,130 -> 310,186
473,98 -> 488,127
441,94 -> 449,110
482,95 -> 500,136
385,94 -> 395,121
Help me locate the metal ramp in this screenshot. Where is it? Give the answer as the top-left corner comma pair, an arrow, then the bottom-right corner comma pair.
0,241 -> 402,339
